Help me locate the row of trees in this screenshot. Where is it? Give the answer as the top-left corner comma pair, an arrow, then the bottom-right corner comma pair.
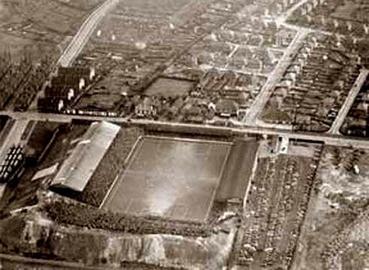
0,50 -> 53,111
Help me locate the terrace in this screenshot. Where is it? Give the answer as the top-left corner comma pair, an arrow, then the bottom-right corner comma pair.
341,77 -> 369,137
288,0 -> 369,37
262,34 -> 361,132
237,141 -> 322,269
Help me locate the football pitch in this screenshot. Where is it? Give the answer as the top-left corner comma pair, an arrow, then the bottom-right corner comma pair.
101,136 -> 231,222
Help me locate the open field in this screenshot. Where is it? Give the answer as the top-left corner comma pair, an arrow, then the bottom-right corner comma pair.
145,78 -> 194,97
292,146 -> 369,270
102,136 -> 231,222
0,0 -> 104,60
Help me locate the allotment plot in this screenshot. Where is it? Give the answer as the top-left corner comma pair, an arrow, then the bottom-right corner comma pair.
102,136 -> 231,222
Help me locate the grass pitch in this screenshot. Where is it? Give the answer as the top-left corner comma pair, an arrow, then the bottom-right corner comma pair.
101,136 -> 231,222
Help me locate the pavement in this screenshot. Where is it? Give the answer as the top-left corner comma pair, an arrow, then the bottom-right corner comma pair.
328,69 -> 369,135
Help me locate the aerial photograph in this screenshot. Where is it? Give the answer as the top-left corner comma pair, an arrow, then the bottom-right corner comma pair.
0,0 -> 369,269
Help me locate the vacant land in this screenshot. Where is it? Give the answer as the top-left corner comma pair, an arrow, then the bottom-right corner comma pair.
145,78 -> 194,97
102,136 -> 231,222
292,146 -> 369,270
0,0 -> 104,60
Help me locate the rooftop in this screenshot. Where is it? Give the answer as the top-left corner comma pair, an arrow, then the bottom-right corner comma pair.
51,121 -> 120,192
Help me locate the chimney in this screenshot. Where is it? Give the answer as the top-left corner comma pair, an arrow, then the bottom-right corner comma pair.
58,100 -> 64,111
333,19 -> 339,29
90,67 -> 95,81
364,24 -> 369,35
79,78 -> 86,90
68,89 -> 74,100
347,22 -> 352,31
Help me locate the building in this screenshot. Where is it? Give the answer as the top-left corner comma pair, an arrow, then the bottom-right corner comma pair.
51,75 -> 85,93
51,121 -> 120,193
275,29 -> 295,47
215,99 -> 239,118
135,97 -> 157,118
0,145 -> 24,183
57,66 -> 96,84
37,98 -> 64,113
39,66 -> 96,113
45,86 -> 75,102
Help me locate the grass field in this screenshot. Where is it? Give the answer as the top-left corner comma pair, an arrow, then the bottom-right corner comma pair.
102,136 -> 231,222
145,78 -> 194,97
0,0 -> 105,60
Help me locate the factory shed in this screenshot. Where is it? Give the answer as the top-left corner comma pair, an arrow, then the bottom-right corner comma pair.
51,121 -> 120,192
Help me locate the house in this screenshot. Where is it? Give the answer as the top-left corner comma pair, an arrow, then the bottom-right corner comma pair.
37,98 -> 64,112
186,106 -> 204,123
183,102 -> 205,123
51,75 -> 85,92
45,86 -> 75,102
57,66 -> 95,83
135,97 -> 157,118
50,66 -> 96,94
51,122 -> 120,193
215,99 -> 239,118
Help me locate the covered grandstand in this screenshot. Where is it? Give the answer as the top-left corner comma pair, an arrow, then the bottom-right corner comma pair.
51,121 -> 120,192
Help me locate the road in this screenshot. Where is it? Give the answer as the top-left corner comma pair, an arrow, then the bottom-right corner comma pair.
328,69 -> 369,135
244,0 -> 333,127
275,0 -> 310,27
29,0 -> 118,110
244,29 -> 310,126
57,0 -> 119,67
3,111 -> 369,149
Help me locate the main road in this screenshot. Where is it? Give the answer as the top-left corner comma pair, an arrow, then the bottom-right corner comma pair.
328,69 -> 369,135
57,0 -> 119,67
244,29 -> 310,126
3,111 -> 369,149
29,0 -> 119,110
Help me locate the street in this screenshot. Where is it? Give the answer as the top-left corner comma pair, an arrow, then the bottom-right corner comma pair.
2,111 -> 369,149
328,69 -> 369,135
244,29 -> 310,126
58,0 -> 119,67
